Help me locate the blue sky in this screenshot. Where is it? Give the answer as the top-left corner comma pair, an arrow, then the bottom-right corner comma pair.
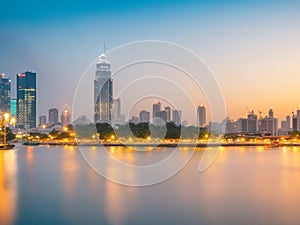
1,0 -> 300,123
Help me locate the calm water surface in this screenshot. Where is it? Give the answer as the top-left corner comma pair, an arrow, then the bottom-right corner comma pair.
1,145 -> 300,225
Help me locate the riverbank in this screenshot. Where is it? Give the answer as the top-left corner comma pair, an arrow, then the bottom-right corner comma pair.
29,141 -> 300,147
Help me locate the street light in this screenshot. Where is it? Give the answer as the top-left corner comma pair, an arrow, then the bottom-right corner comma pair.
42,124 -> 46,134
1,112 -> 10,145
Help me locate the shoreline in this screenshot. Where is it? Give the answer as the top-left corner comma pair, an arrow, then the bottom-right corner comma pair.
22,141 -> 300,147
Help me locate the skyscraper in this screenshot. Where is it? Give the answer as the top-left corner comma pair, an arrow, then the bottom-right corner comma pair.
39,115 -> 47,126
152,102 -> 161,119
94,54 -> 113,123
16,71 -> 36,129
49,108 -> 59,125
61,106 -> 71,126
0,74 -> 11,113
165,106 -> 171,122
10,99 -> 17,117
247,110 -> 257,133
197,105 -> 206,127
140,110 -> 150,123
172,110 -> 182,126
112,98 -> 121,124
292,112 -> 297,131
297,110 -> 300,131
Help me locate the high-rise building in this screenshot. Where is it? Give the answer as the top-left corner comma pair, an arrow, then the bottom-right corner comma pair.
286,115 -> 291,131
0,74 -> 11,113
172,110 -> 182,126
61,106 -> 71,126
49,108 -> 59,125
152,102 -> 161,119
165,106 -> 171,122
156,110 -> 167,122
140,110 -> 150,123
94,54 -> 113,123
247,110 -> 257,133
281,115 -> 291,133
10,99 -> 17,117
292,112 -> 297,131
16,71 -> 36,129
39,115 -> 47,126
258,110 -> 278,135
237,118 -> 248,133
197,105 -> 206,127
224,117 -> 238,134
297,110 -> 300,131
112,98 -> 121,124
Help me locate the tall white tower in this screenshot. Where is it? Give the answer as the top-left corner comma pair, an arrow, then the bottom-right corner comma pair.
94,54 -> 113,123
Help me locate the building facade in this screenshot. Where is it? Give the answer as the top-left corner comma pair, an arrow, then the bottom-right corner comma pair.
61,106 -> 71,126
152,102 -> 161,119
0,74 -> 11,113
94,54 -> 113,123
197,105 -> 206,127
172,110 -> 182,126
16,71 -> 36,129
49,108 -> 59,125
39,115 -> 47,126
112,98 -> 121,125
10,99 -> 17,117
140,110 -> 150,123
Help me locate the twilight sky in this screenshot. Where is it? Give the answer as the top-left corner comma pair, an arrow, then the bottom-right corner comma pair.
1,0 -> 300,124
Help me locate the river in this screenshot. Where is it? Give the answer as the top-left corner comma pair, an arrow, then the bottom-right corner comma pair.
0,145 -> 300,225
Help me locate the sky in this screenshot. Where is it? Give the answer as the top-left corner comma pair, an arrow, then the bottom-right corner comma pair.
1,0 -> 300,124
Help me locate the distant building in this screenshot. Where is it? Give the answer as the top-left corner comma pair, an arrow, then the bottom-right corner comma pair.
112,98 -> 121,125
197,105 -> 206,127
259,117 -> 278,135
61,106 -> 71,126
129,116 -> 139,124
94,54 -> 113,123
10,99 -> 17,117
236,118 -> 248,133
152,102 -> 161,119
172,110 -> 182,126
73,115 -> 91,126
224,117 -> 237,134
247,111 -> 257,133
165,106 -> 171,122
208,121 -> 222,134
286,115 -> 291,131
292,112 -> 297,131
156,110 -> 167,122
297,110 -> 300,131
49,108 -> 59,125
16,71 -> 36,129
281,115 -> 291,135
39,115 -> 47,126
0,74 -> 11,113
139,110 -> 150,123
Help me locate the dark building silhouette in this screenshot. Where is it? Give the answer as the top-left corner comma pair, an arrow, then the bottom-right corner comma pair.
0,74 -> 11,113
16,71 -> 36,129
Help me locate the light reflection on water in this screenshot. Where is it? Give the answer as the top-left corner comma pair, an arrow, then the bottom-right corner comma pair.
0,150 -> 17,225
0,145 -> 300,225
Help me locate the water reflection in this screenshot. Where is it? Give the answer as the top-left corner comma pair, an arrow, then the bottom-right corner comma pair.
2,146 -> 300,225
0,150 -> 17,225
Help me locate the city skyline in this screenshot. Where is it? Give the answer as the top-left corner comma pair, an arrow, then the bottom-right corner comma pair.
1,0 -> 300,123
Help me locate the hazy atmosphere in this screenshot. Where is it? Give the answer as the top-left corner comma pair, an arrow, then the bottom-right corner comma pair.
1,0 -> 300,122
